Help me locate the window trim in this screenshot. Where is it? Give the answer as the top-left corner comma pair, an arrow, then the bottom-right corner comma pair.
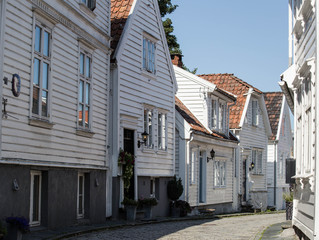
142,33 -> 157,75
30,171 -> 42,226
213,159 -> 226,188
190,149 -> 197,185
30,19 -> 53,122
210,96 -> 227,133
77,172 -> 85,219
79,0 -> 96,11
77,44 -> 93,132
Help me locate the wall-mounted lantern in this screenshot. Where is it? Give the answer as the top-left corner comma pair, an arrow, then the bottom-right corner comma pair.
249,162 -> 255,171
138,131 -> 149,148
207,148 -> 215,162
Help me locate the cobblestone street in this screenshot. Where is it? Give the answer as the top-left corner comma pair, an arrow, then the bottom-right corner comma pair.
67,213 -> 286,240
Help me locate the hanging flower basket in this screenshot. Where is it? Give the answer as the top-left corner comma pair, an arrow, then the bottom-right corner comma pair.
118,149 -> 135,194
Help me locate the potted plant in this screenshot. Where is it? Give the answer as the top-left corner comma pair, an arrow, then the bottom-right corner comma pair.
118,149 -> 135,195
0,220 -> 7,240
283,191 -> 293,220
122,197 -> 138,221
138,197 -> 158,220
175,200 -> 191,217
5,217 -> 29,240
167,175 -> 184,217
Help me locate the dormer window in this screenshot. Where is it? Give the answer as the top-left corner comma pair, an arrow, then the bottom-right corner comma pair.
143,37 -> 156,74
211,97 -> 226,133
252,100 -> 259,126
80,0 -> 96,11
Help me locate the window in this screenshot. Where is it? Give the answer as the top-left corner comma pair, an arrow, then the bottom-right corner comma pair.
211,98 -> 226,132
213,160 -> 226,187
252,149 -> 263,174
32,23 -> 51,119
80,0 -> 96,11
144,109 -> 153,148
78,51 -> 92,130
77,173 -> 85,218
191,150 -> 197,184
30,171 -> 42,226
158,113 -> 167,150
143,37 -> 156,74
252,100 -> 259,126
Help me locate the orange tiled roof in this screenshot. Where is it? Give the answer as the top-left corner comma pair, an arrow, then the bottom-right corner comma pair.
111,0 -> 134,54
175,97 -> 238,142
198,73 -> 262,129
264,92 -> 283,141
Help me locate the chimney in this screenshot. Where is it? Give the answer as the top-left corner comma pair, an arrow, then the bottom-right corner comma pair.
171,54 -> 183,68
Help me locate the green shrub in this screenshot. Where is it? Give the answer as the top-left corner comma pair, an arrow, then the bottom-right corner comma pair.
121,197 -> 138,206
167,175 -> 183,201
283,191 -> 293,202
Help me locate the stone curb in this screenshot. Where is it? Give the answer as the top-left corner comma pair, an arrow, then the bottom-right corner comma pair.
47,211 -> 286,240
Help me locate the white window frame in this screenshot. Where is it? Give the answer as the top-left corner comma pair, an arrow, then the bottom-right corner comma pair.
31,20 -> 52,120
77,45 -> 93,131
213,159 -> 226,188
79,0 -> 96,11
190,149 -> 197,185
252,149 -> 263,174
30,171 -> 42,226
144,108 -> 154,148
252,100 -> 259,126
211,97 -> 226,133
158,112 -> 167,151
77,173 -> 85,219
142,35 -> 156,74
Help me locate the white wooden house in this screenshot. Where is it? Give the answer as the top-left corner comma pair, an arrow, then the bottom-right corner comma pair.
110,0 -> 177,218
199,74 -> 272,211
174,63 -> 239,213
280,0 -> 318,239
264,92 -> 293,210
0,0 -> 111,229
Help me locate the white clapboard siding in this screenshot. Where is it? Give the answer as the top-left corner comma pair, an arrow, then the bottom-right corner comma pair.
115,0 -> 175,176
1,0 -> 110,169
239,98 -> 268,190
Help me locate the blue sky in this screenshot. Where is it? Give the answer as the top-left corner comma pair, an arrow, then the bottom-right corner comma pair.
170,1 -> 289,92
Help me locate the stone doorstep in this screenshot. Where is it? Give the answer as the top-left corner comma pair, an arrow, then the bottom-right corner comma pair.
198,208 -> 216,215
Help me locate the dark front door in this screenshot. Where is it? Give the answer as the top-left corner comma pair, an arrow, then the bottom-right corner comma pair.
242,158 -> 247,202
124,129 -> 135,199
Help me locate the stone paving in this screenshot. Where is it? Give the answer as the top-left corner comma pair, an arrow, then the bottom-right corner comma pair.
66,213 -> 286,240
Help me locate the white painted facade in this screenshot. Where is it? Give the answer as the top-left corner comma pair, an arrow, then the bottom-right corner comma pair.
267,96 -> 293,210
233,91 -> 272,211
174,66 -> 238,213
0,0 -> 111,226
110,0 -> 176,210
280,0 -> 317,239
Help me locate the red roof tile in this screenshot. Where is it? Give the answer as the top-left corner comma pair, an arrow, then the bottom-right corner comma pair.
175,97 -> 238,142
264,92 -> 283,140
198,73 -> 262,129
111,0 -> 134,54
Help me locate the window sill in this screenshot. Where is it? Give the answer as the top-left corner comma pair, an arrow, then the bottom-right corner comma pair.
156,149 -> 168,155
76,129 -> 95,138
141,69 -> 157,80
251,173 -> 264,176
141,146 -> 155,153
78,3 -> 96,19
213,186 -> 226,189
29,118 -> 54,129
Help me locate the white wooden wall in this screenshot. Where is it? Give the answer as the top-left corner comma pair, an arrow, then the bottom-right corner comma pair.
239,97 -> 268,191
1,0 -> 110,169
115,0 -> 175,176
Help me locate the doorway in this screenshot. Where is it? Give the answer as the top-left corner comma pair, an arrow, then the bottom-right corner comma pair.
199,151 -> 206,203
242,158 -> 247,203
124,129 -> 135,199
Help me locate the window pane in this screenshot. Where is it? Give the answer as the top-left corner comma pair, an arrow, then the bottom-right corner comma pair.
143,39 -> 147,69
85,83 -> 90,105
144,109 -> 148,133
41,90 -> 48,117
148,41 -> 152,71
32,87 -> 39,114
78,104 -> 84,126
158,113 -> 162,148
79,81 -> 84,103
42,63 -> 48,90
33,59 -> 40,85
35,26 -> 41,52
32,175 -> 40,222
162,115 -> 166,149
43,31 -> 50,57
85,106 -> 89,128
148,110 -> 152,146
80,53 -> 84,75
85,56 -> 90,78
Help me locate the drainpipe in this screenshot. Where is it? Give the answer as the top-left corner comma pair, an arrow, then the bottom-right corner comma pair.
274,142 -> 277,209
185,132 -> 194,202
